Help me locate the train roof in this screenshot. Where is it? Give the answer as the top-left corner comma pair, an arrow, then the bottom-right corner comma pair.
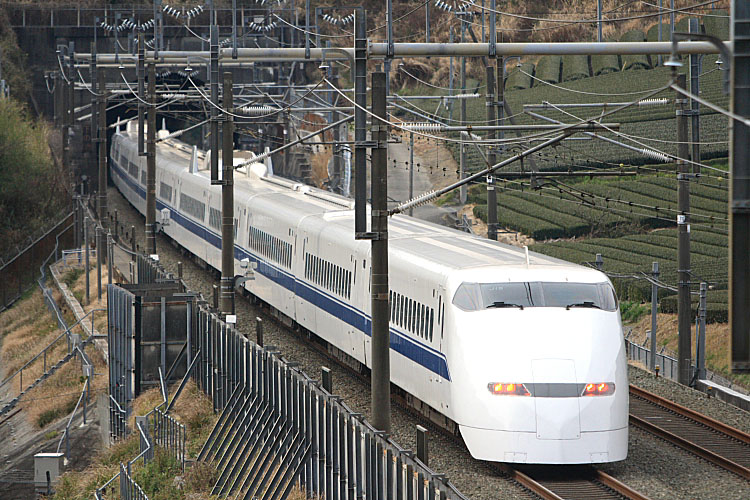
120,131 -> 599,276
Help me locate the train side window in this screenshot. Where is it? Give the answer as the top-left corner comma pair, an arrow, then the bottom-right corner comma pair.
428,308 -> 434,341
420,304 -> 426,337
438,296 -> 442,324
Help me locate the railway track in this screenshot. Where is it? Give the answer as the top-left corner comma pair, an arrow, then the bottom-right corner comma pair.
501,465 -> 650,500
629,385 -> 750,479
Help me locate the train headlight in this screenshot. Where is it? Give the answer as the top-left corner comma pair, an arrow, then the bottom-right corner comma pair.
487,383 -> 530,396
581,382 -> 615,396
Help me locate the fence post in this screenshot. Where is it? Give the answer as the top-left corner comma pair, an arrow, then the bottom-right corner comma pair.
96,225 -> 102,301
256,317 -> 263,347
416,425 -> 428,467
130,225 -> 136,262
651,261 -> 660,371
697,282 -> 707,380
322,366 -> 332,394
84,217 -> 90,305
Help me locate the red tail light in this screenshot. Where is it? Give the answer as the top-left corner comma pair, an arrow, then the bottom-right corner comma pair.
488,383 -> 531,396
581,382 -> 615,396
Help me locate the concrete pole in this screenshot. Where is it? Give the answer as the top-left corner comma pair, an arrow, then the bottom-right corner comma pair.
676,74 -> 692,386
730,0 -> 750,374
486,65 -> 498,240
97,67 -> 108,229
210,25 -> 220,184
146,63 -> 157,255
220,72 -> 235,316
107,232 -> 113,286
697,282 -> 707,379
459,20 -> 467,205
370,72 -> 391,434
408,132 -> 414,216
650,261 -> 659,371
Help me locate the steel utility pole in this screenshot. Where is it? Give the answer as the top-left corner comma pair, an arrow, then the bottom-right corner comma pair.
138,33 -> 145,156
486,65 -> 498,241
688,18 -> 701,172
730,0 -> 750,374
210,25 -> 220,184
353,9 -> 367,235
146,63 -> 157,256
370,71 -> 391,434
676,73 -> 692,386
220,72 -> 235,316
97,67 -> 108,229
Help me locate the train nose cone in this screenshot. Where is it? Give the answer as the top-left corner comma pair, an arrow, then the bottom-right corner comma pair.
532,359 -> 581,440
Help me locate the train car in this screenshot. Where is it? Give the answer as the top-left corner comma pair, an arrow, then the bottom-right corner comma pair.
110,122 -> 628,464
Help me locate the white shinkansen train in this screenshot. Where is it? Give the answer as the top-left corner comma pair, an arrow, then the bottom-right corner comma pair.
110,122 -> 628,464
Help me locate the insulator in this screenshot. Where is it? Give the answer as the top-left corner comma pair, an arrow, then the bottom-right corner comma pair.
641,148 -> 671,162
638,98 -> 670,106
240,105 -> 279,115
399,190 -> 438,213
401,122 -> 443,133
453,93 -> 480,99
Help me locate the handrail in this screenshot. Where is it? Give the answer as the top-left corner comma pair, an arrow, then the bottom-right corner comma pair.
0,212 -> 73,270
0,307 -> 105,390
56,377 -> 89,456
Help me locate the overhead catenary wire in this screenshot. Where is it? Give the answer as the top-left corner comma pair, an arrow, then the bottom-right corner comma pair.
462,0 -> 718,26
543,101 -> 730,174
519,69 -> 669,97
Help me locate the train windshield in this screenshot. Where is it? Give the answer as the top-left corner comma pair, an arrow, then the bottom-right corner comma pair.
452,282 -> 618,312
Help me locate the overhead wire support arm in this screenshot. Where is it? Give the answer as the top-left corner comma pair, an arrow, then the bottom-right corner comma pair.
391,134 -> 569,216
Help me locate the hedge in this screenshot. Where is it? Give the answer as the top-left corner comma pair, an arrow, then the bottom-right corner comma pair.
534,55 -> 562,84
562,55 -> 590,82
505,62 -> 534,90
703,10 -> 729,41
620,30 -> 652,70
591,53 -> 620,76
660,289 -> 728,323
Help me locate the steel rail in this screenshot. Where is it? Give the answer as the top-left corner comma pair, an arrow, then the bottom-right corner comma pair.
630,386 -> 750,444
595,469 -> 652,500
629,386 -> 750,479
499,465 -> 651,500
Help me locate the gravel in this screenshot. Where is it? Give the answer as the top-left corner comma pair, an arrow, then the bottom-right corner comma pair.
106,186 -> 750,499
106,187 -> 531,499
629,363 -> 750,434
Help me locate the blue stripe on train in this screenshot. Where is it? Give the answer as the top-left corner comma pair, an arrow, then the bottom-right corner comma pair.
110,157 -> 451,380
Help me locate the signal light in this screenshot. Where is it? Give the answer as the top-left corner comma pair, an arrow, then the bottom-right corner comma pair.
488,383 -> 530,396
581,382 -> 615,396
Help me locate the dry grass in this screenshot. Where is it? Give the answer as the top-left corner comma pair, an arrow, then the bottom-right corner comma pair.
0,263 -> 110,429
629,312 -> 749,387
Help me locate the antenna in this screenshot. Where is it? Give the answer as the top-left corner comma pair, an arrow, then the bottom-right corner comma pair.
524,246 -> 530,268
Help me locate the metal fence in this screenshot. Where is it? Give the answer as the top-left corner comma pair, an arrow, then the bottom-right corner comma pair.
119,463 -> 149,500
153,407 -> 186,470
107,284 -> 136,440
106,254 -> 469,500
192,302 -> 468,500
0,212 -> 74,312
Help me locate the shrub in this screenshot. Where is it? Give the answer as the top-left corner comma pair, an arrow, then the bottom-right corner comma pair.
620,301 -> 650,323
